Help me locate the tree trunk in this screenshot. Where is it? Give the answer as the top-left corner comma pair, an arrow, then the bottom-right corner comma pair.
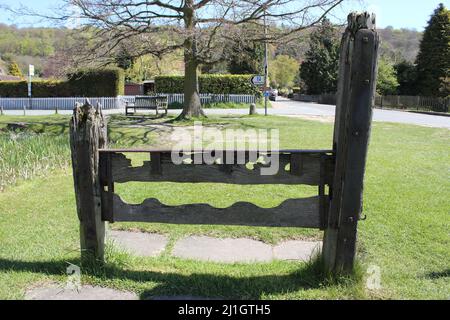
179,3 -> 204,119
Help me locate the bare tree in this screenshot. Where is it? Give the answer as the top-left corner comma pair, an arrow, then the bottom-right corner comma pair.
5,0 -> 346,118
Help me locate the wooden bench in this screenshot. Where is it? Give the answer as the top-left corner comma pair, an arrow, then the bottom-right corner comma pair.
125,96 -> 168,116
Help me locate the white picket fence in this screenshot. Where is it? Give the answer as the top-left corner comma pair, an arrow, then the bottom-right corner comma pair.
120,94 -> 257,106
0,97 -> 121,110
0,94 -> 257,110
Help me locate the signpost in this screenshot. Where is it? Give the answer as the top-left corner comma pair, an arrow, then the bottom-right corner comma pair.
250,75 -> 265,86
263,10 -> 269,116
28,65 -> 34,110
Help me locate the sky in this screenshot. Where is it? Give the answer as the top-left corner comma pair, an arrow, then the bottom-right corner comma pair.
0,0 -> 449,30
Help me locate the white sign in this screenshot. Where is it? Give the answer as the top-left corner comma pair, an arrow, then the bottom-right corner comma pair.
250,75 -> 265,86
29,65 -> 35,77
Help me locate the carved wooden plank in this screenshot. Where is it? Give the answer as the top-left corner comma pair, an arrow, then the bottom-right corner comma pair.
100,148 -> 333,154
108,151 -> 334,186
111,194 -> 323,228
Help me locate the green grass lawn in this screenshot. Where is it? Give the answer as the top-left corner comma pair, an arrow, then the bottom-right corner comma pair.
0,114 -> 448,299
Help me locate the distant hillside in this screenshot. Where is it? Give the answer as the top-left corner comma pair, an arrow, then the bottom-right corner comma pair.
0,23 -> 72,78
0,23 -> 423,79
273,26 -> 422,64
378,27 -> 422,63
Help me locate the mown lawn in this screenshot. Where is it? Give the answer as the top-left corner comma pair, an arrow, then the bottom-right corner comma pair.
0,114 -> 448,300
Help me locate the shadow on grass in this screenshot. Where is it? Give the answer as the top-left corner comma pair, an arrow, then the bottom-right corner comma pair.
2,121 -> 70,136
0,256 -> 359,300
425,269 -> 450,279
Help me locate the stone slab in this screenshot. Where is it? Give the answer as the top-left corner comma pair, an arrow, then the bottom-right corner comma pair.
172,236 -> 273,263
273,240 -> 322,261
26,285 -> 138,300
109,230 -> 168,257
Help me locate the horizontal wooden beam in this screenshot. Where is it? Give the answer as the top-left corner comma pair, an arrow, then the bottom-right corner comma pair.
108,151 -> 334,186
99,149 -> 334,154
111,194 -> 323,228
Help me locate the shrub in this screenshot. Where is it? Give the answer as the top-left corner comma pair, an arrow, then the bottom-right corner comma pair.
0,68 -> 124,97
67,68 -> 125,97
155,74 -> 260,96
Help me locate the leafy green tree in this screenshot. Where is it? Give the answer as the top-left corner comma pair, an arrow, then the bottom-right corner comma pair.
299,18 -> 340,94
415,3 -> 450,97
377,58 -> 399,95
439,76 -> 450,97
394,61 -> 417,95
269,55 -> 299,88
8,61 -> 23,78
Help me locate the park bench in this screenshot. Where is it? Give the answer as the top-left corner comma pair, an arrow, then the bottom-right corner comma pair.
125,96 -> 168,116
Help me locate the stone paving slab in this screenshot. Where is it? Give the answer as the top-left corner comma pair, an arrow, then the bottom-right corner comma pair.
108,230 -> 321,263
172,236 -> 321,263
26,285 -> 138,300
109,230 -> 168,257
273,240 -> 322,261
172,236 -> 273,263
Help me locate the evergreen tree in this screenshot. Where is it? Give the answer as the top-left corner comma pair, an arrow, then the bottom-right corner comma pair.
394,61 -> 417,95
299,18 -> 340,94
415,3 -> 450,97
115,46 -> 135,71
227,40 -> 265,75
8,61 -> 23,78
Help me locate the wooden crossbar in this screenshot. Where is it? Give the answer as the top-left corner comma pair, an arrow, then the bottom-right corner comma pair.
99,150 -> 334,186
112,194 -> 323,228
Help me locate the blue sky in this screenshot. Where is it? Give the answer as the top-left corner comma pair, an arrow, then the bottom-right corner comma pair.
0,0 -> 449,30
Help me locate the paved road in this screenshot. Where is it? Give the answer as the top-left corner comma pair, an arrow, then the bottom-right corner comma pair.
207,97 -> 450,129
2,97 -> 449,128
270,97 -> 450,129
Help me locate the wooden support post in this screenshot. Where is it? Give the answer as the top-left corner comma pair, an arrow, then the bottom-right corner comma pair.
70,100 -> 108,264
323,12 -> 379,274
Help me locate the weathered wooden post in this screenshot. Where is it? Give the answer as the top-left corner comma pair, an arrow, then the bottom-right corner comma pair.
323,12 -> 379,274
70,100 -> 107,264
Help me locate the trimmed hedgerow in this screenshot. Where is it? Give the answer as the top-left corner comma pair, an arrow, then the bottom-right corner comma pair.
0,68 -> 124,97
67,68 -> 125,97
155,74 -> 260,95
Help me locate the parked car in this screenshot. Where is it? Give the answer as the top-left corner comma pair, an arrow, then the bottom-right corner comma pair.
269,89 -> 278,101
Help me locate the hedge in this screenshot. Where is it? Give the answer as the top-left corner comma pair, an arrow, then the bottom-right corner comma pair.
67,68 -> 125,97
155,74 -> 260,95
0,68 -> 124,97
